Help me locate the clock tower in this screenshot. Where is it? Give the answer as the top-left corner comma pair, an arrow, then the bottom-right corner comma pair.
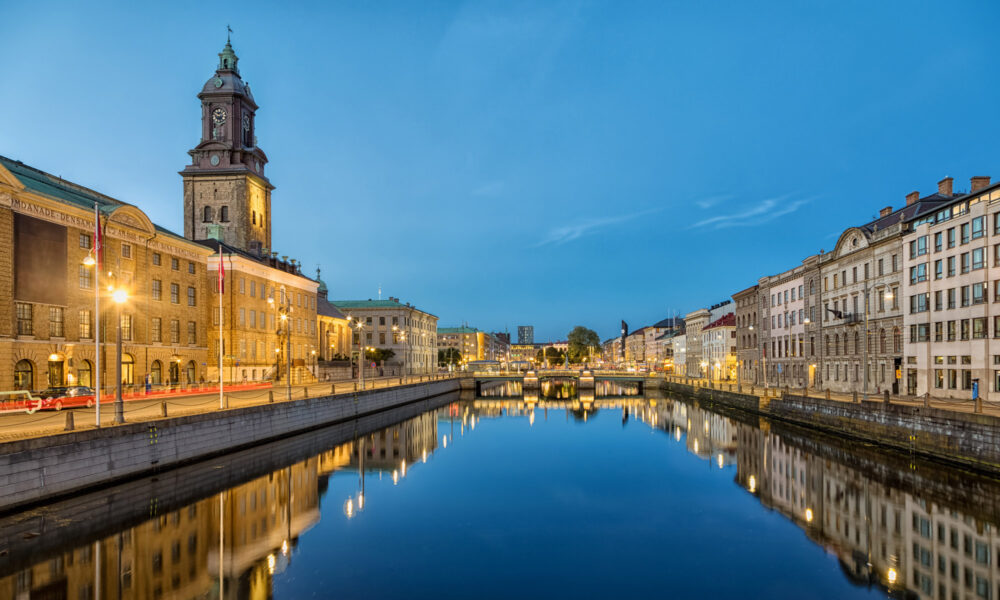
181,38 -> 273,254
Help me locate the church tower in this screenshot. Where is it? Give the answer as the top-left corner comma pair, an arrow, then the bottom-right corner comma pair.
181,38 -> 273,253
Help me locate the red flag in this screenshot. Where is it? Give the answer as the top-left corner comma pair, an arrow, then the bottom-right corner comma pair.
94,209 -> 103,269
218,252 -> 225,293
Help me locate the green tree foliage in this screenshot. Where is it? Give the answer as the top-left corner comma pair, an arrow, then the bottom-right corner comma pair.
438,348 -> 462,366
364,348 -> 396,363
567,326 -> 601,363
536,347 -> 566,365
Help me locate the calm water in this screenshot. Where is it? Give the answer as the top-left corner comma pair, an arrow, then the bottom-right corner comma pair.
3,388 -> 1000,599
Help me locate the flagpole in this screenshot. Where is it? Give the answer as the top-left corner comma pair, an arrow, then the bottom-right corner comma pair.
219,251 -> 225,410
94,202 -> 101,428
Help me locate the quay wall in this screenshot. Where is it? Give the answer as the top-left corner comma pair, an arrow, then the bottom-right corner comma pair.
0,378 -> 459,513
662,379 -> 1000,473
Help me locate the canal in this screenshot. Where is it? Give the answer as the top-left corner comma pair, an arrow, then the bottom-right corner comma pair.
2,386 -> 998,599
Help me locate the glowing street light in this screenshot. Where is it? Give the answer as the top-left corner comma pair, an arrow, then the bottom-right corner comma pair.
112,288 -> 128,424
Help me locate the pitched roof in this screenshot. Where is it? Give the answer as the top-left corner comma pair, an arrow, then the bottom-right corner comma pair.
0,154 -> 190,242
438,326 -> 479,334
703,313 -> 735,330
333,299 -> 437,318
860,194 -> 953,233
317,295 -> 346,319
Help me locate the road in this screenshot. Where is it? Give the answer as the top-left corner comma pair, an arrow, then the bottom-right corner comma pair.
0,375 -> 453,442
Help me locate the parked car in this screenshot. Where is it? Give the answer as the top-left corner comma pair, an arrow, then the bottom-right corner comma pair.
37,386 -> 96,410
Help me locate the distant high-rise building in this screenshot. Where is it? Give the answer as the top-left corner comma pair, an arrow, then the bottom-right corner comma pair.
517,326 -> 534,345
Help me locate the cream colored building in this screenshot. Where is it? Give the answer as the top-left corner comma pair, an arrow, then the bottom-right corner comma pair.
902,176 -> 1000,399
335,298 -> 438,374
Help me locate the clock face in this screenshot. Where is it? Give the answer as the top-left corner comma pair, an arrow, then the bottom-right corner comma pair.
210,154 -> 220,166
242,114 -> 250,131
212,108 -> 227,126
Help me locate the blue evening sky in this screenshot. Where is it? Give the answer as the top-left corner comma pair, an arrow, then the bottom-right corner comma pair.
1,1 -> 996,341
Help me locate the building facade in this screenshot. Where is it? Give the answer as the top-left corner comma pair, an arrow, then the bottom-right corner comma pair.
819,186 -> 951,395
733,284 -> 760,385
902,176 -> 1000,400
701,313 -> 736,381
758,257 -> 819,389
334,298 -> 438,374
517,325 -> 534,345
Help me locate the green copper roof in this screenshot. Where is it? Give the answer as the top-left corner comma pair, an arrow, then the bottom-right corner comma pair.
0,155 -> 192,244
438,327 -> 479,334
332,299 -> 437,317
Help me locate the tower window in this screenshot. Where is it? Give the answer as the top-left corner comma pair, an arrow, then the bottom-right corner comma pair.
252,211 -> 256,225
202,206 -> 213,223
220,206 -> 229,222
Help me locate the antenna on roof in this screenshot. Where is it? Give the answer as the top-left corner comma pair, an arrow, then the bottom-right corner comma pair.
378,284 -> 382,300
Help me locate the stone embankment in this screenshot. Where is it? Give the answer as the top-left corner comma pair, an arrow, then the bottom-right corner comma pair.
0,378 -> 459,513
663,380 -> 1000,473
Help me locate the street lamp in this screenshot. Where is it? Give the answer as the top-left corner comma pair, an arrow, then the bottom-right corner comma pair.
269,291 -> 292,401
353,319 -> 366,390
112,288 -> 128,424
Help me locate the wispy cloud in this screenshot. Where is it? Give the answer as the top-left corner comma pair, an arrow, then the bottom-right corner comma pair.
694,194 -> 732,210
690,195 -> 813,230
535,209 -> 658,247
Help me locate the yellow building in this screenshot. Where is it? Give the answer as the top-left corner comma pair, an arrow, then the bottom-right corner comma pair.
0,156 -> 214,392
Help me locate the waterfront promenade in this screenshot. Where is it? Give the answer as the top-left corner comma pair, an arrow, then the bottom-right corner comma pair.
0,375 -> 453,442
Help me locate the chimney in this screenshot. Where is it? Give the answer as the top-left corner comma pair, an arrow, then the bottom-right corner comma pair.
879,206 -> 892,217
971,176 -> 991,193
906,191 -> 920,206
938,177 -> 953,197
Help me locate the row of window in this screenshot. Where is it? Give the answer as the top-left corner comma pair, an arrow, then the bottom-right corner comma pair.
15,302 -> 196,344
770,284 -> 805,307
907,282 -> 1000,314
825,287 -> 900,319
79,233 -> 198,273
151,280 -> 197,306
825,257 -> 899,291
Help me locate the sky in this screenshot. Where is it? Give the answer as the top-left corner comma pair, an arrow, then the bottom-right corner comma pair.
2,1 -> 998,341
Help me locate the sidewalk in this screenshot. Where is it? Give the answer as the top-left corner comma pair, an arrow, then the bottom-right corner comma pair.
664,376 -> 1000,418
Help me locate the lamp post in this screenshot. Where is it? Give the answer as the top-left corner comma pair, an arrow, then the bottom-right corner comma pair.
351,319 -> 365,390
82,247 -> 100,427
112,288 -> 128,424
268,290 -> 292,401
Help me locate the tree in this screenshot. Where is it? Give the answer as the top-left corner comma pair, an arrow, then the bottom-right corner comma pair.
567,326 -> 601,363
438,348 -> 462,366
536,347 -> 566,366
365,348 -> 395,363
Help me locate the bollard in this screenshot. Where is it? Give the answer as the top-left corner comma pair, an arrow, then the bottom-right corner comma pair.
161,402 -> 168,417
269,390 -> 274,403
852,391 -> 858,404
332,384 -> 336,395
923,393 -> 930,408
825,389 -> 831,400
64,411 -> 74,431
750,385 -> 754,395
354,382 -> 358,392
883,390 -> 890,407
976,397 -> 983,414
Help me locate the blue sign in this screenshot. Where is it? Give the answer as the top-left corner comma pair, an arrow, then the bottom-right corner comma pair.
973,380 -> 979,400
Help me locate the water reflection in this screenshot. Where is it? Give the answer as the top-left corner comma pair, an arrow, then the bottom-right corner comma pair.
635,398 -> 1000,599
477,378 -> 642,400
4,393 -> 1000,599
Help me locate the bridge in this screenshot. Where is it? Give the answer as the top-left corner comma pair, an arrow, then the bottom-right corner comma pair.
461,369 -> 654,397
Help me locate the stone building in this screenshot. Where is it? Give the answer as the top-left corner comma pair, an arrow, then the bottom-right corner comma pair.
758,256 -> 819,389
819,185 -> 952,395
684,309 -> 710,377
0,156 -> 214,392
902,176 -> 1000,400
732,284 -> 760,385
315,270 -> 351,362
334,298 -> 438,374
701,313 -> 736,381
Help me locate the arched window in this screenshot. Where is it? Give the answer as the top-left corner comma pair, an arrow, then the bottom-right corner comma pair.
220,206 -> 229,222
77,359 -> 92,388
121,354 -> 134,386
893,328 -> 902,353
879,329 -> 886,353
150,360 -> 162,385
186,361 -> 196,383
14,360 -> 33,391
202,206 -> 213,223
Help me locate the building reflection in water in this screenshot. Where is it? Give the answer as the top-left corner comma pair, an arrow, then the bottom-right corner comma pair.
6,396 -> 1000,600
0,410 -> 440,600
636,398 -> 1000,600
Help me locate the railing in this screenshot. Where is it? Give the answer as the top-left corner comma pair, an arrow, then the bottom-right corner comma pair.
0,373 -> 459,442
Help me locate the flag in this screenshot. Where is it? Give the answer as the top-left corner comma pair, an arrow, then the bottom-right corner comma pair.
218,252 -> 225,293
94,206 -> 103,269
